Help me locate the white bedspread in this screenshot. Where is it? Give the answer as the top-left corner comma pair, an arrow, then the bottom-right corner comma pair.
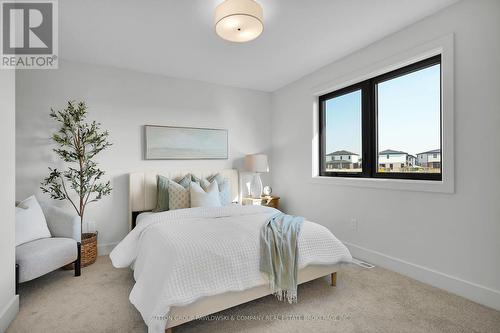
110,205 -> 352,333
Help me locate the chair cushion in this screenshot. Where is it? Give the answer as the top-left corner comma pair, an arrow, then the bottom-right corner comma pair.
15,196 -> 52,246
16,237 -> 78,283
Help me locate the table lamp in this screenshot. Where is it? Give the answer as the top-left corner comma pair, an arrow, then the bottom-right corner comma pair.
244,154 -> 269,198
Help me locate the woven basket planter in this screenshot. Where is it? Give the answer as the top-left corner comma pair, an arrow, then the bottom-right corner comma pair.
81,232 -> 98,267
63,232 -> 98,270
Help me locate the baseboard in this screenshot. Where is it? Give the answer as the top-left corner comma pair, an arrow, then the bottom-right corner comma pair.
97,242 -> 117,256
0,295 -> 19,333
343,241 -> 500,311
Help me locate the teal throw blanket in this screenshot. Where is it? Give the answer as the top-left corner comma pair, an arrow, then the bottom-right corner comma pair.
260,212 -> 304,303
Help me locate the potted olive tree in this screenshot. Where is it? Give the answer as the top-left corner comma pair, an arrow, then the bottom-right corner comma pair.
41,101 -> 112,267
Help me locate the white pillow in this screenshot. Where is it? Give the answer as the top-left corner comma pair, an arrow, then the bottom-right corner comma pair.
15,196 -> 52,246
190,181 -> 221,208
218,180 -> 231,205
200,175 -> 231,205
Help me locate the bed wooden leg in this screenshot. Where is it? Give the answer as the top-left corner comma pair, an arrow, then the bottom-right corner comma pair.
330,272 -> 337,287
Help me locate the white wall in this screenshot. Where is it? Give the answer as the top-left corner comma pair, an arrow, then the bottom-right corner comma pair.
331,154 -> 359,163
417,154 -> 427,165
428,153 -> 441,163
16,60 -> 272,254
271,0 -> 500,310
0,70 -> 18,331
378,154 -> 406,164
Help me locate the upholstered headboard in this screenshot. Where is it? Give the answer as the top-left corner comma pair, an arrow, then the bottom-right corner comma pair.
128,169 -> 239,229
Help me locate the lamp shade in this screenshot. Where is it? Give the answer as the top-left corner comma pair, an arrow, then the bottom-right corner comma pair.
215,0 -> 263,43
244,154 -> 269,173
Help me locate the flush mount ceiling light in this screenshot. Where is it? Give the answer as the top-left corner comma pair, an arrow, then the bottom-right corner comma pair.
215,0 -> 263,43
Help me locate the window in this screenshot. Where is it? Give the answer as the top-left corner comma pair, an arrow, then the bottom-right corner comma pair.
320,88 -> 362,174
319,55 -> 441,181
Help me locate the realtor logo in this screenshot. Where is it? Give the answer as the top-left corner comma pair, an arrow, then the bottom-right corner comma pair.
1,0 -> 58,69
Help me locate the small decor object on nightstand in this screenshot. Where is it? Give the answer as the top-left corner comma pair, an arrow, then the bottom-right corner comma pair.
263,186 -> 272,196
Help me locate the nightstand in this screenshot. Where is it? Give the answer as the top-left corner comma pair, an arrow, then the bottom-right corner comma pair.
242,196 -> 280,209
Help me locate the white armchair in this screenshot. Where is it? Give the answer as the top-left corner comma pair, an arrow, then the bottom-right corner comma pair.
41,204 -> 81,242
15,204 -> 81,294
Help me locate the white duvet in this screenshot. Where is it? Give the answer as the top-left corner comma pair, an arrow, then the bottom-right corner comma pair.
110,205 -> 352,333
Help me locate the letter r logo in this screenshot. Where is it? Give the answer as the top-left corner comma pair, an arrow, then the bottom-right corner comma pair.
2,2 -> 53,55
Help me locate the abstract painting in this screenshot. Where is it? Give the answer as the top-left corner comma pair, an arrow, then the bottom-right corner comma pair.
144,125 -> 228,160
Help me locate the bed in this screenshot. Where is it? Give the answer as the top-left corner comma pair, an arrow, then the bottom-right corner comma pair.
111,169 -> 352,333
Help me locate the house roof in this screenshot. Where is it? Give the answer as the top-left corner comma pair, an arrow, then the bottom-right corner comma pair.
379,149 -> 408,155
326,150 -> 359,156
417,149 -> 441,155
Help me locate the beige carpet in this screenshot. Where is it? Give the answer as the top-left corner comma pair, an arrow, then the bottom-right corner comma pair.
7,256 -> 500,333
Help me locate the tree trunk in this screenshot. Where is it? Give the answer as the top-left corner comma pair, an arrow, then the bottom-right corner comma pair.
80,207 -> 84,240
78,128 -> 84,241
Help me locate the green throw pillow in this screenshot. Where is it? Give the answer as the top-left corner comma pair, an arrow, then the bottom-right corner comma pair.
153,174 -> 192,212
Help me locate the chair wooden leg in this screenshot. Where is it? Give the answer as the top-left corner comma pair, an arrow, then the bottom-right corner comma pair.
15,264 -> 19,295
74,242 -> 81,277
330,272 -> 337,287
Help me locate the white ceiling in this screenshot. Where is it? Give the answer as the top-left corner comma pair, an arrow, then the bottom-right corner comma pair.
60,0 -> 459,92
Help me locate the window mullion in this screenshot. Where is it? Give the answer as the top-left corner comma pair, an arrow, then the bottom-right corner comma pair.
361,81 -> 373,178
369,79 -> 377,178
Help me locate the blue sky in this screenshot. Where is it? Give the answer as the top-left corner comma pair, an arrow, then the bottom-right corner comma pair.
325,64 -> 440,157
325,90 -> 362,155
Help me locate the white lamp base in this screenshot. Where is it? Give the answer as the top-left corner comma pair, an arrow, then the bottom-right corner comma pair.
249,173 -> 263,198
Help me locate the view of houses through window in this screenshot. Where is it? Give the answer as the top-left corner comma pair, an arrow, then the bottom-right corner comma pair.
324,89 -> 362,173
325,148 -> 441,173
376,62 -> 441,174
321,56 -> 442,179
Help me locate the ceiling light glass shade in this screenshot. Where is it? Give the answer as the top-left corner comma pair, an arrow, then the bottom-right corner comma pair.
215,0 -> 263,42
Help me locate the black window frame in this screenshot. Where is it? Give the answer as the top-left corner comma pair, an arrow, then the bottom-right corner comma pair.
319,55 -> 442,181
